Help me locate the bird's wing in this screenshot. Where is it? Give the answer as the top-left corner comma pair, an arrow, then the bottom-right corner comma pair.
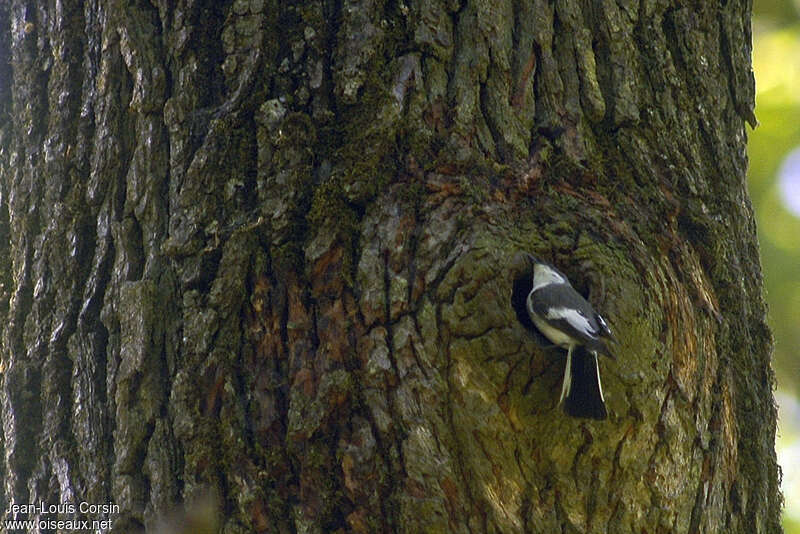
545,306 -> 599,340
595,313 -> 615,340
529,286 -> 604,343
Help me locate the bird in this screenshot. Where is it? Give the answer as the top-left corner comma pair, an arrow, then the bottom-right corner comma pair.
512,253 -> 616,420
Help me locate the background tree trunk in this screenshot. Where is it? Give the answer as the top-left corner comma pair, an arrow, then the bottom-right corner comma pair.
0,0 -> 781,533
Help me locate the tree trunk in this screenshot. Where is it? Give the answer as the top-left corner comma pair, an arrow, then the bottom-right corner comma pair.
0,1 -> 781,533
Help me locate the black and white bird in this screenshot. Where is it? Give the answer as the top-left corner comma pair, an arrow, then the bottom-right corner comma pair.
512,253 -> 616,420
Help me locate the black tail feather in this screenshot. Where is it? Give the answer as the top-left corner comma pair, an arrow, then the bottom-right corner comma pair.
562,347 -> 607,420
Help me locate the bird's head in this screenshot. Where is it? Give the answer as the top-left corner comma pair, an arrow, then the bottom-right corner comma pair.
526,254 -> 569,290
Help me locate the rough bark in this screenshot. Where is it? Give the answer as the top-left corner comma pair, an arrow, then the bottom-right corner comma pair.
0,0 -> 781,533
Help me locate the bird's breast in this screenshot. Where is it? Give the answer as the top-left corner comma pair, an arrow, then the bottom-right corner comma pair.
531,315 -> 575,348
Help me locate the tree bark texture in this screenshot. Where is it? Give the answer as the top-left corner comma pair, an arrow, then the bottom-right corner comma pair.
0,0 -> 780,533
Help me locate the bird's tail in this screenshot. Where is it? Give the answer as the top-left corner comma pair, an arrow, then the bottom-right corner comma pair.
560,347 -> 608,420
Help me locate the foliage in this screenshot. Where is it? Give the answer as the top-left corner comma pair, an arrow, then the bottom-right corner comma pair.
751,3 -> 800,530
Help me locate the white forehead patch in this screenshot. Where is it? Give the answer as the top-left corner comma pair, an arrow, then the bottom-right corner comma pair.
532,264 -> 568,291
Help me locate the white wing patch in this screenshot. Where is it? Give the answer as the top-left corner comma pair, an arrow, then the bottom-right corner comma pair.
596,314 -> 611,335
546,307 -> 596,338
